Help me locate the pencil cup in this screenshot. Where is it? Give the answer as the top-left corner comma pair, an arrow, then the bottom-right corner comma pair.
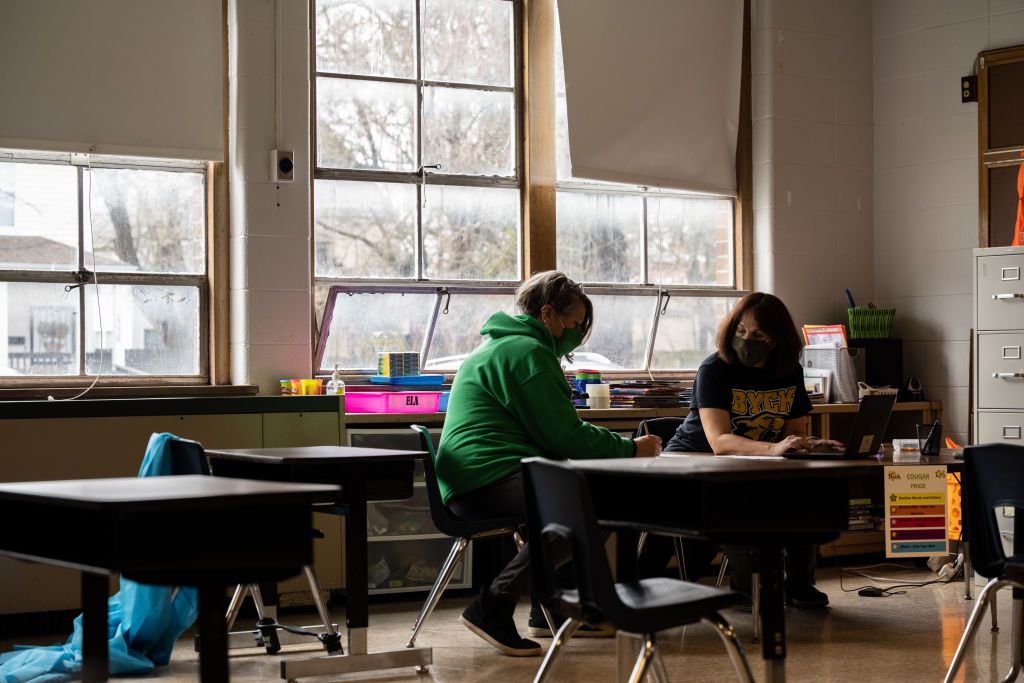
587,382 -> 610,409
916,423 -> 942,455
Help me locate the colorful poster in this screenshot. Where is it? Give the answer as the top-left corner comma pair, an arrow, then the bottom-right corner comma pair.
884,465 -> 948,557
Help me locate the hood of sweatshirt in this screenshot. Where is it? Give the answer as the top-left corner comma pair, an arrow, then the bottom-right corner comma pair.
479,311 -> 555,353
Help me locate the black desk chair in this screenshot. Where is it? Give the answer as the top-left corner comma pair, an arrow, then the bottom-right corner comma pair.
945,443 -> 1024,683
406,424 -> 533,648
167,436 -> 341,655
522,457 -> 754,683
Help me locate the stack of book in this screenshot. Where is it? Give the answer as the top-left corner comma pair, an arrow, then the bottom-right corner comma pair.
848,497 -> 881,531
609,381 -> 691,408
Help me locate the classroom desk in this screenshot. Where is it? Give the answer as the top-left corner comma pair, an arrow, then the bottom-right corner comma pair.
572,455 -> 874,683
203,446 -> 432,680
0,475 -> 339,683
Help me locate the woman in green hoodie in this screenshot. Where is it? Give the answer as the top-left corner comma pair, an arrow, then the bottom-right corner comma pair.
436,271 -> 663,656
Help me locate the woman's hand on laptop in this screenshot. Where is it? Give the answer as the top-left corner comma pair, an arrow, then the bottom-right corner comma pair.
805,437 -> 845,452
770,435 -> 815,455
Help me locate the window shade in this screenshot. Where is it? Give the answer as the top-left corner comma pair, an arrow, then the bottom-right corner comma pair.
557,0 -> 742,195
0,0 -> 223,161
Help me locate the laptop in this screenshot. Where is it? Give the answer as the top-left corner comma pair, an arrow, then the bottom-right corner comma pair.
782,393 -> 897,460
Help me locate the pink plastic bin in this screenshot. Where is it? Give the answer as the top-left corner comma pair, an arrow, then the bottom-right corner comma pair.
345,391 -> 442,414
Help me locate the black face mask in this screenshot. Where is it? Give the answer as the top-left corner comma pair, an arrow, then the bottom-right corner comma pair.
732,335 -> 774,367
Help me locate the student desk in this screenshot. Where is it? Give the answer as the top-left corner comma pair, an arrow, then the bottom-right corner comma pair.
572,455 -> 874,683
0,475 -> 339,683
203,446 -> 432,679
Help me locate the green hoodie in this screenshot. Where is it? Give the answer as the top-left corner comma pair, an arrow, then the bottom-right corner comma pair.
435,311 -> 635,503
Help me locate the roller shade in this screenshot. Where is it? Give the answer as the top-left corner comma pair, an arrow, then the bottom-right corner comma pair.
557,0 -> 742,194
0,0 -> 223,161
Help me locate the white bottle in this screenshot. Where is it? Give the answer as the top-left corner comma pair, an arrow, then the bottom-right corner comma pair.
326,364 -> 346,395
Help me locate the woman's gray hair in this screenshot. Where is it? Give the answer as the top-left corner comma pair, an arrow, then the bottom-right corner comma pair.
515,270 -> 593,338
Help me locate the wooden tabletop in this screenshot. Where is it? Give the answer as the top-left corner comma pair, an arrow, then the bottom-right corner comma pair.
0,475 -> 340,510
572,454 -> 877,480
204,445 -> 426,465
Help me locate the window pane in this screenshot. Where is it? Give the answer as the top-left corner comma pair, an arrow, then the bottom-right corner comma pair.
424,292 -> 514,368
87,168 -> 205,274
648,195 -> 734,286
650,295 -> 739,370
318,290 -> 435,371
314,180 -> 416,278
317,78 -> 416,171
0,162 -> 78,270
422,185 -> 518,280
315,0 -> 416,79
556,191 -> 642,283
574,294 -> 656,371
422,0 -> 513,87
422,86 -> 514,176
84,285 -> 200,375
0,282 -> 78,376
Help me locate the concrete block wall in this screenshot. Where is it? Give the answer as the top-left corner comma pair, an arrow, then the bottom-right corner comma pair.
872,0 -> 1024,445
751,0 -> 875,329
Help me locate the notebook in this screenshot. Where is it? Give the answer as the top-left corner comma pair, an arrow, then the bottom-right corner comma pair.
782,393 -> 897,460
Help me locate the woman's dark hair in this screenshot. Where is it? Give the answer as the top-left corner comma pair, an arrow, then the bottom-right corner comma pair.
717,292 -> 803,378
515,270 -> 593,341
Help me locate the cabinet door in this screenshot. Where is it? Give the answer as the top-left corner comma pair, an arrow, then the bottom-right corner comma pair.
263,412 -> 341,447
976,411 -> 1024,443
978,333 -> 1024,408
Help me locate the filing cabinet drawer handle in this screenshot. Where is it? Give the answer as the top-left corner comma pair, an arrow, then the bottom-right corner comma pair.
1004,426 -> 1023,440
992,293 -> 1024,300
993,372 -> 1024,379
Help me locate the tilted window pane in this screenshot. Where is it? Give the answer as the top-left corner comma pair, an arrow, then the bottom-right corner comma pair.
317,77 -> 417,171
84,285 -> 200,376
0,162 -> 78,271
0,282 -> 78,376
574,294 -> 657,371
421,0 -> 513,87
556,191 -> 643,284
647,195 -> 733,286
87,168 -> 205,274
650,295 -> 739,370
314,180 -> 416,278
422,86 -> 514,176
319,290 -> 435,371
422,185 -> 518,280
315,0 -> 416,79
424,292 -> 515,369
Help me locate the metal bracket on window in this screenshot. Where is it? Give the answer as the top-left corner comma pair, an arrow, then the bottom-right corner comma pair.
439,287 -> 451,315
659,290 -> 671,314
64,268 -> 94,292
419,164 -> 441,207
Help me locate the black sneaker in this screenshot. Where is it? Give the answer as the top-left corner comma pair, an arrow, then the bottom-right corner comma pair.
460,589 -> 542,657
526,610 -> 615,638
787,584 -> 829,609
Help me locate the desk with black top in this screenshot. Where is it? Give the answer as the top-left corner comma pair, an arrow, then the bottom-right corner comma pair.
573,455 -> 875,683
0,475 -> 339,683
203,446 -> 432,679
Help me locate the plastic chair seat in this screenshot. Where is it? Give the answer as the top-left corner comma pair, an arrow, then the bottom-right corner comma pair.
439,512 -> 522,539
1002,556 -> 1024,583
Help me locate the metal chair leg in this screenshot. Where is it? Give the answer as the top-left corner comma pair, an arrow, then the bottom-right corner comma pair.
637,531 -> 649,555
993,588 -> 1001,632
248,583 -> 280,654
627,634 -> 655,683
407,537 -> 468,648
650,647 -> 670,683
751,571 -> 761,644
703,612 -> 755,683
1000,598 -> 1024,683
533,617 -> 581,683
717,556 -> 729,587
225,584 -> 248,632
303,565 -> 342,652
514,530 -> 526,549
945,578 -> 1008,683
672,536 -> 688,581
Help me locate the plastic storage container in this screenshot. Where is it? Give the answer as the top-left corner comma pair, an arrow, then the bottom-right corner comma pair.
345,391 -> 442,414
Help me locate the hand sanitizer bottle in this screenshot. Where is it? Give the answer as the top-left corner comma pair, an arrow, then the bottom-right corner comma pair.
326,364 -> 346,395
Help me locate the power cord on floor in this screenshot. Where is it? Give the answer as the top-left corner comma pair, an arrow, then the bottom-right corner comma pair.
830,534 -> 964,599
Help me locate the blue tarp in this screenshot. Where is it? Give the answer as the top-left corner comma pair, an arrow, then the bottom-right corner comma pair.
0,433 -> 200,683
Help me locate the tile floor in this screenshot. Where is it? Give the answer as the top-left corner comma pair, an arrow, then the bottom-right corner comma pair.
1,567 -> 1017,682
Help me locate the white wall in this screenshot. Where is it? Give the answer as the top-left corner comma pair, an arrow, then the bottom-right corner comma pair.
872,0 -> 1024,445
752,0 -> 875,330
229,0 -> 313,392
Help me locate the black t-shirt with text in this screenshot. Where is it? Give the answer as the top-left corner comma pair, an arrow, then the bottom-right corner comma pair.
666,353 -> 812,453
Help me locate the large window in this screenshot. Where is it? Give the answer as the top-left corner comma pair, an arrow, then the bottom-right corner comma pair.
0,151 -> 208,380
314,1 -> 746,374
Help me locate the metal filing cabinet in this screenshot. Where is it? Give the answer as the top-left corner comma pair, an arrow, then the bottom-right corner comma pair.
974,246 -> 1024,444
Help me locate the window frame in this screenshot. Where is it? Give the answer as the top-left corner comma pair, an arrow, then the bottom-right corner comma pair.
0,149 -> 214,386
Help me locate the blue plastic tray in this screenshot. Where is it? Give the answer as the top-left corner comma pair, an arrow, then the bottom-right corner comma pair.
368,374 -> 445,385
